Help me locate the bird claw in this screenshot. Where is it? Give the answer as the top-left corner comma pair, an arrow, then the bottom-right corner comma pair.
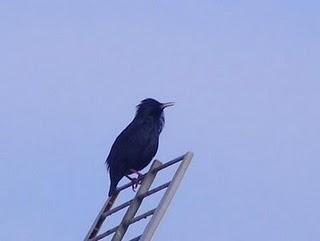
126,170 -> 144,192
131,177 -> 143,192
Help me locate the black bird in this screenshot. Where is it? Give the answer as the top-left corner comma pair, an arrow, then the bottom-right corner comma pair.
106,98 -> 174,196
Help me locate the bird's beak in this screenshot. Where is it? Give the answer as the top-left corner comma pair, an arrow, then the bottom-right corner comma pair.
161,102 -> 175,109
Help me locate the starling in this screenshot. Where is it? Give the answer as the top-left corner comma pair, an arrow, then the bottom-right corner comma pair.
106,98 -> 174,196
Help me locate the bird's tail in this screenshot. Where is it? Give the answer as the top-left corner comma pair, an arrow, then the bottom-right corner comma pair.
108,182 -> 117,197
108,172 -> 122,197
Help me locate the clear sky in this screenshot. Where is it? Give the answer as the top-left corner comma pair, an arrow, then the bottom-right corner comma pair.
1,1 -> 319,241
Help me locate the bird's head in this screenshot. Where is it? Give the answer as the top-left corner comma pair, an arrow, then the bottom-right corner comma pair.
135,98 -> 174,119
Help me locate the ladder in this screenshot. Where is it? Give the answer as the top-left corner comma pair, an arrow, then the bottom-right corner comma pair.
84,152 -> 193,241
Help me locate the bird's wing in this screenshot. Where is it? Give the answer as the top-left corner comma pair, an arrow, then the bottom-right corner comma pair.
106,121 -> 150,169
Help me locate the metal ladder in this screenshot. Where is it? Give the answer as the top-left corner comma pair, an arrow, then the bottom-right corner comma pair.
84,152 -> 193,241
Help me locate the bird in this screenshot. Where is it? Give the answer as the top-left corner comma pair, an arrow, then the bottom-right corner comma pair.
106,98 -> 174,197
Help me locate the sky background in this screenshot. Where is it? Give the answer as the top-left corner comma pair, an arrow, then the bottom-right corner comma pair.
1,1 -> 320,241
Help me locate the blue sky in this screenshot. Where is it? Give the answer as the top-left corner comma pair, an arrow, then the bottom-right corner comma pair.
1,1 -> 319,240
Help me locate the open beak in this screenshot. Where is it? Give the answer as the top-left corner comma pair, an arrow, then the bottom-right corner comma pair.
161,102 -> 175,109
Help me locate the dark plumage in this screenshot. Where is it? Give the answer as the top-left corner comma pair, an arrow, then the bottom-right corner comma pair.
106,98 -> 174,196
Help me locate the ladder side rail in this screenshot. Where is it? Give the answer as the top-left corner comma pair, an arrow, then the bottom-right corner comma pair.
111,160 -> 163,241
84,193 -> 118,241
139,152 -> 193,241
84,172 -> 145,240
84,152 -> 193,241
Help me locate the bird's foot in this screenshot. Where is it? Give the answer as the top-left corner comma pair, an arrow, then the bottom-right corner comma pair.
127,170 -> 144,192
130,178 -> 138,192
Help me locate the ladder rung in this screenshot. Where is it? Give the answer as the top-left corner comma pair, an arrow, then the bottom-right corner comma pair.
129,208 -> 156,225
153,154 -> 185,172
114,154 -> 184,198
93,208 -> 156,241
103,182 -> 170,218
115,155 -> 177,194
89,225 -> 118,241
128,235 -> 141,241
139,182 -> 171,199
102,199 -> 133,218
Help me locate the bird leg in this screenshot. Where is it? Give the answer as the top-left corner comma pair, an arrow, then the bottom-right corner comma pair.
125,169 -> 143,192
125,175 -> 137,191
130,169 -> 143,178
